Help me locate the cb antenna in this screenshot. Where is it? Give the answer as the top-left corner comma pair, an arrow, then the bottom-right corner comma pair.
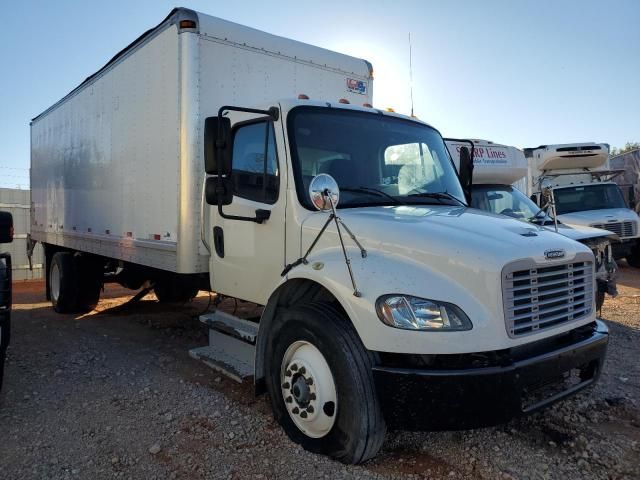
409,32 -> 414,117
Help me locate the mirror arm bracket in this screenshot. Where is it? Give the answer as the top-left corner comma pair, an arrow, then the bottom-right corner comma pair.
217,202 -> 270,224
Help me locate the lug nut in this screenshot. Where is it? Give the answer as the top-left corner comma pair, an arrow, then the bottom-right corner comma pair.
290,364 -> 298,371
309,393 -> 316,400
292,407 -> 299,414
282,382 -> 290,389
285,396 -> 293,403
300,411 -> 308,418
299,366 -> 306,375
285,370 -> 292,377
306,377 -> 314,386
307,405 -> 314,413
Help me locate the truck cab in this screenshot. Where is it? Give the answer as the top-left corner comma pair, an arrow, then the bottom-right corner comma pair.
525,143 -> 640,266
202,101 -> 609,461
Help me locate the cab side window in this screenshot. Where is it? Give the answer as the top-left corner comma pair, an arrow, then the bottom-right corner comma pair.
231,122 -> 279,204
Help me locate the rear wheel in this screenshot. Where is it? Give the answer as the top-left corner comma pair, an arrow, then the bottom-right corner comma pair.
50,252 -> 102,313
265,302 -> 386,464
50,252 -> 77,313
153,275 -> 199,303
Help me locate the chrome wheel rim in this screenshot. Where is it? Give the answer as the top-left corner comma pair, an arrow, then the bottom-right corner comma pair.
280,340 -> 337,438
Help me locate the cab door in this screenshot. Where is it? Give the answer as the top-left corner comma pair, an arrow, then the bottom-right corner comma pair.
208,113 -> 286,305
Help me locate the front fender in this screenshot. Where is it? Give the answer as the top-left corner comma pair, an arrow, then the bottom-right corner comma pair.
260,245 -> 501,357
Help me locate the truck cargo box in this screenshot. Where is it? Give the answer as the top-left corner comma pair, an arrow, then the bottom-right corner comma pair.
525,143 -> 609,171
30,8 -> 373,273
446,139 -> 527,185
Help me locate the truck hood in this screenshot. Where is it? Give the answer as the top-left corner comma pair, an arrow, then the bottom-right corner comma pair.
298,205 -> 595,354
301,205 -> 591,271
558,208 -> 640,228
547,223 -> 615,242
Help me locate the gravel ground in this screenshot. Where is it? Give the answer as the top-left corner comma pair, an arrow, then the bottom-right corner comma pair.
1,265 -> 639,480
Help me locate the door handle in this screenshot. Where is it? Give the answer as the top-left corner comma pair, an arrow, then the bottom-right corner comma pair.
213,226 -> 224,258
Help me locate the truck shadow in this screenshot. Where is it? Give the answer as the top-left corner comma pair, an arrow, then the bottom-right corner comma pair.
6,278 -> 640,477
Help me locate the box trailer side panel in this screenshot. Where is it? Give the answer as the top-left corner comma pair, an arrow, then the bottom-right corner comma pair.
31,26 -> 184,272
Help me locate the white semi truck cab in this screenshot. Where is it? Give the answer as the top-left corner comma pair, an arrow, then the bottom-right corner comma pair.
525,143 -> 640,266
29,8 -> 609,464
446,139 -> 618,310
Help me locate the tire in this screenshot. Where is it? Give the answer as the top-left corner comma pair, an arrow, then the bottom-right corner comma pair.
0,314 -> 9,391
265,302 -> 386,464
0,348 -> 5,391
153,276 -> 199,303
596,290 -> 605,311
50,252 -> 101,313
627,246 -> 640,268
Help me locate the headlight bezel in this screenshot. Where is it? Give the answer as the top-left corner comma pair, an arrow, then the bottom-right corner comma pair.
375,294 -> 473,332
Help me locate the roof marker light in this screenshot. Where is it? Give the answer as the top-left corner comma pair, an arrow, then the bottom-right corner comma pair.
386,107 -> 395,112
338,98 -> 350,104
179,20 -> 197,29
363,103 -> 373,108
298,94 -> 309,100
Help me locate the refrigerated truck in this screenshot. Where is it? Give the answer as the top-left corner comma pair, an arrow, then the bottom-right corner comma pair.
29,8 -> 608,463
524,143 -> 640,266
445,139 -> 617,310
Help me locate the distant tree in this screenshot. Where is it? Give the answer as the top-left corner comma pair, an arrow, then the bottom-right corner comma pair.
610,142 -> 640,156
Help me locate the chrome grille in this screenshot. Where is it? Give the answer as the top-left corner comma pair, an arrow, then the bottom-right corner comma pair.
502,257 -> 594,338
590,221 -> 636,238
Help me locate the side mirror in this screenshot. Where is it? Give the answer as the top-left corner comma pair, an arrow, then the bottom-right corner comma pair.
0,212 -> 13,243
205,176 -> 233,206
458,146 -> 474,203
309,174 -> 340,211
204,116 -> 232,175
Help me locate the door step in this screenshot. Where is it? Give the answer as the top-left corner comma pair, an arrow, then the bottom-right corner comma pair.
188,310 -> 258,383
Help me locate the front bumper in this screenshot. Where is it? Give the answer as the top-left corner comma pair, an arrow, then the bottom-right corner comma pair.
372,320 -> 608,431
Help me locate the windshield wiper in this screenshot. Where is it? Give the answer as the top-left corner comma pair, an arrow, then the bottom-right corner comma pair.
528,208 -> 549,223
341,186 -> 402,205
406,191 -> 465,206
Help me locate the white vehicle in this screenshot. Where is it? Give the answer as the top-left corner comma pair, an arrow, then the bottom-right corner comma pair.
29,9 -> 609,464
446,139 -> 617,309
524,143 -> 640,266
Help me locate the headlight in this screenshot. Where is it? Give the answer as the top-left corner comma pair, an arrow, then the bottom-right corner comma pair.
376,295 -> 472,331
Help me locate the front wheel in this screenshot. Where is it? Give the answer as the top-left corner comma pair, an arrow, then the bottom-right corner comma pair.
265,303 -> 386,464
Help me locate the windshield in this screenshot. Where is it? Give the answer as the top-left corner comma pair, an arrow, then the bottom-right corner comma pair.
471,185 -> 552,224
287,107 -> 465,209
554,184 -> 627,214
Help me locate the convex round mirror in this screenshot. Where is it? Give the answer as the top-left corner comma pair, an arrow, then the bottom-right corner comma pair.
309,174 -> 340,211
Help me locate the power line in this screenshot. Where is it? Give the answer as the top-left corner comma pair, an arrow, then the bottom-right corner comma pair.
0,166 -> 29,171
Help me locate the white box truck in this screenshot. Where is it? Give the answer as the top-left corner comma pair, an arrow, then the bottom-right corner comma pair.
446,139 -> 618,310
30,8 -> 609,463
525,143 -> 640,266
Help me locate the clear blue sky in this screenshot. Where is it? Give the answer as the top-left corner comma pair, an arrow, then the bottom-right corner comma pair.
1,0 -> 638,188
